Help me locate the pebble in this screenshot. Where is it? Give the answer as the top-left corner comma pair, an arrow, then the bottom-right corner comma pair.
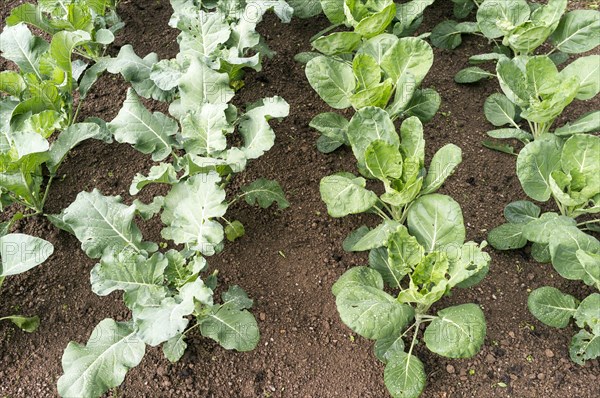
446,365 -> 455,374
537,373 -> 545,380
485,353 -> 495,363
545,349 -> 554,358
259,313 -> 266,321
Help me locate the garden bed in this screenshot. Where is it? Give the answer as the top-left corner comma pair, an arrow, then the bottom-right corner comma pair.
1,1 -> 598,397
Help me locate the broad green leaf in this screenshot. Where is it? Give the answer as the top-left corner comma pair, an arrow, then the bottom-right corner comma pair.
321,0 -> 346,24
175,10 -> 230,59
357,33 -> 398,64
287,0 -> 323,18
6,3 -> 55,33
332,266 -> 384,297
387,227 -> 425,282
403,88 -> 441,122
49,30 -> 91,77
576,250 -> 600,290
424,304 -> 486,358
336,285 -> 414,340
0,24 -> 48,78
134,279 -> 213,346
561,134 -> 600,177
349,79 -> 394,109
430,20 -> 463,50
384,352 -> 426,398
199,302 -> 259,351
90,251 -> 168,299
0,234 -> 53,277
109,89 -> 178,161
306,56 -> 355,109
476,0 -> 530,39
241,178 -> 289,210
130,163 -> 179,196
522,212 -> 577,244
575,293 -> 600,334
398,116 -> 424,164
387,72 -> 417,118
313,32 -> 363,55
365,140 -> 403,181
180,103 -> 232,157
320,173 -> 378,218
57,319 -> 146,398
550,226 -> 600,281
448,241 -> 491,288
225,220 -> 246,242
532,242 -> 552,263
380,37 -> 433,84
517,135 -> 563,202
555,111 -> 600,136
487,223 -> 527,250
347,107 -> 399,168
3,315 -> 39,333
343,226 -> 371,251
504,200 -> 541,224
355,3 -> 397,38
62,190 -> 151,258
163,334 -> 187,363
0,71 -> 26,96
10,131 -> 49,159
353,54 -> 381,91
528,286 -> 578,328
48,122 -> 111,173
310,112 -> 348,153
161,173 -> 227,255
496,57 -> 529,107
550,10 -> 600,54
176,56 -> 234,111
240,96 -> 290,160
486,128 -> 532,142
561,55 -> 600,100
374,333 -> 405,364
221,285 -> 254,311
422,144 -> 462,195
569,329 -> 600,365
350,220 -> 403,252
484,93 -> 519,127
407,194 -> 466,252
454,67 -> 494,84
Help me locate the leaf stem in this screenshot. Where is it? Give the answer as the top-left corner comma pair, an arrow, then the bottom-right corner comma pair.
578,219 -> 600,226
310,23 -> 343,42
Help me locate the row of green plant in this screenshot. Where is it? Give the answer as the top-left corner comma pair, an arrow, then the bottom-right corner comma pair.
430,0 -> 600,369
46,1 -> 295,397
0,0 -> 122,332
291,1 -> 495,397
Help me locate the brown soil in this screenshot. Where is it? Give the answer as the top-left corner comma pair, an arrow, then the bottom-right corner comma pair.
1,1 -> 599,397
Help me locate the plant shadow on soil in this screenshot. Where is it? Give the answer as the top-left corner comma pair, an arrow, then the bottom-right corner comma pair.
1,1 -> 599,397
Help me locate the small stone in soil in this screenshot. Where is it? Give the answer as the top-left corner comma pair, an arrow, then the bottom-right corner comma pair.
446,365 -> 455,374
545,349 -> 554,358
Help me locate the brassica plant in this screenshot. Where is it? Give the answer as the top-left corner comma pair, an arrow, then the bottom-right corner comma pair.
434,0 -> 600,83
321,108 -> 491,398
488,133 -> 600,364
481,54 -> 599,152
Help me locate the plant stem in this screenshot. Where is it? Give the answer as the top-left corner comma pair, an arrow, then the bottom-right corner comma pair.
0,276 -> 5,291
406,317 -> 421,359
578,219 -> 600,226
183,322 -> 200,336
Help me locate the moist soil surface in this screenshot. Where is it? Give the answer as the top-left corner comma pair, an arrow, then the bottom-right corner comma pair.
1,1 -> 599,397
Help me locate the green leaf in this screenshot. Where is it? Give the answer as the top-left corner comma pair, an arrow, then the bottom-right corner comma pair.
576,251 -> 600,290
240,96 -> 290,160
374,333 -> 405,364
454,67 -> 494,84
561,55 -> 600,100
57,319 -> 146,398
199,303 -> 260,351
476,0 -> 530,39
528,286 -> 578,328
504,200 -> 541,223
550,226 -> 600,281
175,10 -> 230,59
310,112 -> 348,153
62,190 -> 152,258
424,304 -> 486,358
349,220 -> 403,252
306,56 -> 355,109
347,107 -> 399,168
430,20 -> 463,50
313,32 -> 363,55
550,10 -> 600,54
180,103 -> 232,157
482,140 -> 516,155
387,226 -> 425,282
422,144 -> 462,195
336,285 -> 414,340
287,0 -> 323,18
320,0 -> 346,23
448,241 -> 491,288
48,122 -> 111,173
355,3 -> 397,38
130,163 -> 179,196
357,33 -> 399,64
0,71 -> 26,96
517,135 -> 563,202
49,30 -> 91,77
241,178 -> 289,210
0,233 -> 54,277
403,88 -> 441,122
0,24 -> 49,78
522,212 -> 577,244
569,329 -> 600,365
353,53 -> 381,90
407,194 -> 466,252
486,128 -> 532,142
161,173 -> 227,255
487,223 -> 527,250
163,333 -> 187,363
365,140 -> 403,181
532,242 -> 551,263
332,266 -> 384,297
380,37 -> 433,84
384,352 -> 426,398
176,56 -> 234,111
320,173 -> 378,218
484,93 -> 519,127
222,285 -> 254,311
561,134 -> 600,178
225,220 -> 245,242
575,293 -> 600,334
109,89 -> 178,161
2,315 -> 39,333
555,111 -> 600,136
